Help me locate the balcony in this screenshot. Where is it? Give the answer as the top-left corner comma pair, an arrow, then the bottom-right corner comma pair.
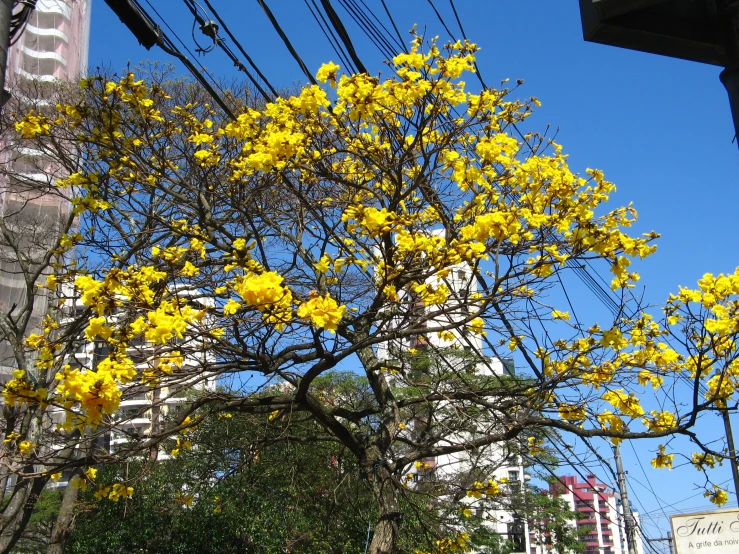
119,398 -> 151,408
20,47 -> 66,67
16,68 -> 59,82
35,1 -> 72,19
25,24 -> 68,43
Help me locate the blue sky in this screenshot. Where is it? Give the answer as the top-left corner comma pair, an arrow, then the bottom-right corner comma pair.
90,1 -> 738,549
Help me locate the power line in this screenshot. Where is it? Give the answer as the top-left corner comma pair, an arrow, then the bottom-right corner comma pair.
337,0 -> 397,61
629,440 -> 673,525
180,0 -> 273,100
256,0 -> 318,86
548,438 -> 664,554
108,0 -> 237,120
447,0 -> 486,88
355,0 -> 405,51
319,0 -> 368,74
142,0 -> 231,101
197,0 -> 279,99
379,0 -> 406,53
305,0 -> 355,72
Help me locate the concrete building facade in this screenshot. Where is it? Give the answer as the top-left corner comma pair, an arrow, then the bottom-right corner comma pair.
532,474 -> 644,554
375,248 -> 528,552
0,0 -> 90,374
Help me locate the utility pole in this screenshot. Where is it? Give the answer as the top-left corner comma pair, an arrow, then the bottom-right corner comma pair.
645,531 -> 675,554
721,408 -> 739,501
0,0 -> 13,109
614,443 -> 638,554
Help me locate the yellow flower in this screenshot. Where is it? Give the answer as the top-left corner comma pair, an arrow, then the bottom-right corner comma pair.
18,441 -> 34,454
558,404 -> 587,423
691,453 -> 716,470
466,317 -> 485,335
177,492 -> 194,507
551,310 -> 570,321
15,112 -> 51,138
602,389 -> 644,418
651,445 -> 674,469
704,485 -> 728,506
297,294 -> 346,333
314,254 -> 332,274
485,479 -> 501,496
527,436 -> 545,455
642,410 -> 677,432
181,261 -> 199,277
108,483 -> 133,502
85,316 -> 112,341
316,61 -> 340,85
222,299 -> 241,316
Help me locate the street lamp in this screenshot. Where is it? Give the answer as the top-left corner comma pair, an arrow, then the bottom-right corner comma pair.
578,0 -> 739,144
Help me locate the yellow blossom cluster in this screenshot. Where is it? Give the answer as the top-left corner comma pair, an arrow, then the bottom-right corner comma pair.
94,483 -> 134,502
13,27 -> 738,525
466,479 -> 501,498
705,485 -> 729,506
651,445 -> 674,469
296,294 -> 346,333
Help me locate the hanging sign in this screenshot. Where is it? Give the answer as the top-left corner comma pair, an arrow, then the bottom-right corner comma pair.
671,509 -> 739,553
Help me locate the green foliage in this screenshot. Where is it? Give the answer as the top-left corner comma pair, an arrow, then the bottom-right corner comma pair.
66,416 -> 371,553
524,486 -> 586,554
10,488 -> 63,554
65,371 -> 586,554
65,390 -> 446,554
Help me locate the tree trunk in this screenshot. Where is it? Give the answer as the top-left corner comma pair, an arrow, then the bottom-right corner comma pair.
0,412 -> 45,554
367,462 -> 401,554
46,467 -> 82,554
0,475 -> 47,553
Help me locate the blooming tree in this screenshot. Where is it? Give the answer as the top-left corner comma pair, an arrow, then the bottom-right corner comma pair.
4,36 -> 739,553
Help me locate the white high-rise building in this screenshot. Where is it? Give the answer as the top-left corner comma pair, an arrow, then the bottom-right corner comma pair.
0,0 -> 91,375
375,242 -> 529,553
56,286 -> 217,457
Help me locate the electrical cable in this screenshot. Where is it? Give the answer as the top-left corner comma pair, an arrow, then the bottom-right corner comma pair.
425,0 -> 457,42
134,0 -> 237,119
628,440 -> 673,526
182,0 -> 272,100
447,0 -> 486,88
319,0 -> 368,74
10,0 -> 37,46
198,0 -> 280,98
553,437 -> 665,554
338,0 -> 396,61
256,0 -> 318,86
185,0 -> 217,54
305,0 -> 355,72
143,0 -> 229,96
548,437 -> 664,554
379,0 -> 407,53
355,0 -> 404,51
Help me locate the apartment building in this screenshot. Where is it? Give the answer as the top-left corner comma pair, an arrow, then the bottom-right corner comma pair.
0,0 -> 90,375
375,248 -> 529,553
531,474 -> 644,554
59,286 -> 217,456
